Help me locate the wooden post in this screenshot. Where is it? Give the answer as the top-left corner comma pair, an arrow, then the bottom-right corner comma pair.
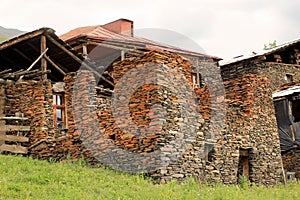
41,35 -> 47,80
82,45 -> 88,59
121,50 -> 125,61
196,72 -> 200,88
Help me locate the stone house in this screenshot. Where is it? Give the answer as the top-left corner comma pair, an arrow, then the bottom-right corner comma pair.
221,38 -> 300,182
0,18 -> 292,185
0,27 -> 99,159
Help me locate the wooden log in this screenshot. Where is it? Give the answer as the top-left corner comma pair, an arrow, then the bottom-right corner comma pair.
0,69 -> 12,76
0,125 -> 30,132
0,134 -> 29,142
41,35 -> 47,80
0,144 -> 28,154
0,116 -> 28,120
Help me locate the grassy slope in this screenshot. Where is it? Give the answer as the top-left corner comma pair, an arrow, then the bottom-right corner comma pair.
0,155 -> 299,200
0,37 -> 8,43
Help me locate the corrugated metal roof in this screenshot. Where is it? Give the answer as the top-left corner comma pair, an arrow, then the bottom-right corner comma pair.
60,25 -> 221,60
220,38 -> 300,66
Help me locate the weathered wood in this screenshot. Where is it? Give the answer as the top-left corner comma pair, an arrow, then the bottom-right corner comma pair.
0,134 -> 29,142
3,69 -> 48,80
0,125 -> 30,132
41,35 -> 47,80
82,45 -> 88,58
23,70 -> 51,79
43,56 -> 66,75
0,69 -> 12,76
46,35 -> 114,86
0,116 -> 28,120
0,144 -> 28,154
26,42 -> 68,75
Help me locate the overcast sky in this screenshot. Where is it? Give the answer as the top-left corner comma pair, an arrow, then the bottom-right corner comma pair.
1,0 -> 300,60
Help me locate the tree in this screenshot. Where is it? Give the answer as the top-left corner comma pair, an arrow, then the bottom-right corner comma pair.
263,40 -> 277,50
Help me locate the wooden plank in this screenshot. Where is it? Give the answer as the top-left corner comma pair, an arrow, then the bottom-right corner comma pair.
0,144 -> 28,154
0,116 -> 28,120
0,134 -> 29,142
0,125 -> 30,132
242,157 -> 249,180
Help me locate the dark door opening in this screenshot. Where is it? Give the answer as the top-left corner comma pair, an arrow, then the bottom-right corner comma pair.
237,149 -> 250,181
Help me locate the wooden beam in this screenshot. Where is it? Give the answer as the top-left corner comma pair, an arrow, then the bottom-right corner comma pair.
0,125 -> 30,132
46,35 -> 114,86
26,42 -> 69,74
41,35 -> 47,80
18,48 -> 48,81
86,40 -> 143,55
0,144 -> 28,154
44,56 -> 66,75
0,134 -> 29,142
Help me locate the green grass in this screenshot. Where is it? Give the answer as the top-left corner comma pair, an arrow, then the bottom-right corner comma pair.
0,37 -> 7,43
0,154 -> 299,200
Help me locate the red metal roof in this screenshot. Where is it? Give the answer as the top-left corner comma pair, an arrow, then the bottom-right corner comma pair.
60,24 -> 221,61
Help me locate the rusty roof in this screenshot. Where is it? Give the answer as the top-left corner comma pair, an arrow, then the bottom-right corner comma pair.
60,24 -> 221,61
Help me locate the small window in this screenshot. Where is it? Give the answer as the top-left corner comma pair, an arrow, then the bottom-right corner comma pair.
191,72 -> 204,88
284,74 -> 293,83
53,93 -> 66,129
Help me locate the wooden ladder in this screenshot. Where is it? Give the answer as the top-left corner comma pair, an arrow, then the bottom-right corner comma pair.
0,114 -> 30,154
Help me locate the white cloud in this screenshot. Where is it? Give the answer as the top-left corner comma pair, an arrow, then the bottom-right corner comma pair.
0,0 -> 299,59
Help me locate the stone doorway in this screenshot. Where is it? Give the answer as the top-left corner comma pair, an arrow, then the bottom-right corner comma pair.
237,149 -> 251,181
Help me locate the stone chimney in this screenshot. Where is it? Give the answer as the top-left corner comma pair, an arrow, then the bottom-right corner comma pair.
102,19 -> 133,36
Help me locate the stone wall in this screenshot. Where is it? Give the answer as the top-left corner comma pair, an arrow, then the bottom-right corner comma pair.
221,59 -> 300,183
217,74 -> 283,184
257,62 -> 300,92
221,61 -> 285,184
221,61 -> 300,92
95,50 -> 283,185
4,80 -> 53,149
0,50 -> 285,185
0,76 -> 97,163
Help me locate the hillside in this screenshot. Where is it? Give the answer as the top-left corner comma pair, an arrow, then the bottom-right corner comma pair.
0,155 -> 299,199
0,26 -> 25,43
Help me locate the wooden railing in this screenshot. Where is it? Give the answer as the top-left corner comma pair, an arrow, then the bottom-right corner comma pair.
0,116 -> 30,154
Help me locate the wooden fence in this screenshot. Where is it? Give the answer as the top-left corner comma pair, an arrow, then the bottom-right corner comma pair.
0,116 -> 30,154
